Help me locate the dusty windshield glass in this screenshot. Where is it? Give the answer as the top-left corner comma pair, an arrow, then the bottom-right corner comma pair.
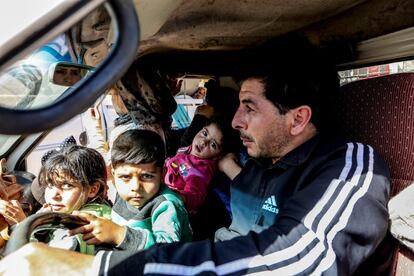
0,34 -> 72,155
0,1 -> 66,47
0,34 -> 71,110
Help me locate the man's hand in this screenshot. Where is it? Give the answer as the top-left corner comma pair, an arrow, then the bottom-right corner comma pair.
0,243 -> 95,276
69,211 -> 126,246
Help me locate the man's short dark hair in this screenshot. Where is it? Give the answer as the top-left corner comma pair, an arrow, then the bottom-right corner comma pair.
111,129 -> 165,168
234,34 -> 339,131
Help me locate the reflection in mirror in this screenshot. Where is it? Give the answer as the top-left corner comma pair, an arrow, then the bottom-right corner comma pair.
0,34 -> 70,109
49,62 -> 95,87
0,3 -> 115,110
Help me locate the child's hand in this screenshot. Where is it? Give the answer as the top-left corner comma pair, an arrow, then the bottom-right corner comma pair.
218,153 -> 242,180
218,153 -> 238,171
37,203 -> 53,213
0,199 -> 26,225
69,211 -> 126,246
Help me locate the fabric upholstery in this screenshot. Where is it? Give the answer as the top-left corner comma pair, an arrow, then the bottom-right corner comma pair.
334,73 -> 414,275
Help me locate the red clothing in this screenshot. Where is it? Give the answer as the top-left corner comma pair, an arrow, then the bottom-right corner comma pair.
164,146 -> 216,215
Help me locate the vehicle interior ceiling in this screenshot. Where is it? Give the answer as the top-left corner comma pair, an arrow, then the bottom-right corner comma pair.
134,0 -> 414,75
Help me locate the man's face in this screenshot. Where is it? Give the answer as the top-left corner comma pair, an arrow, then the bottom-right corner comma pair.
112,162 -> 162,208
232,78 -> 290,161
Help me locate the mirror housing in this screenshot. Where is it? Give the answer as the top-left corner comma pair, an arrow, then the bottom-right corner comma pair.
0,0 -> 140,135
49,62 -> 95,86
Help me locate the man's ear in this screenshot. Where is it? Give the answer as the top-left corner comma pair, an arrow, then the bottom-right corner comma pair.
290,105 -> 312,136
88,182 -> 101,199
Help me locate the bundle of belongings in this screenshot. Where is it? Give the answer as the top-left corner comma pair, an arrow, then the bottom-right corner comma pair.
389,184 -> 414,252
0,160 -> 25,244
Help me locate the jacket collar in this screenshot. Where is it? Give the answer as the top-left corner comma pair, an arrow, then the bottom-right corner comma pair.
276,134 -> 320,168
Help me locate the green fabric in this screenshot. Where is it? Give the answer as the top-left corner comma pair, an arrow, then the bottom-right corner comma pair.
112,185 -> 192,250
143,186 -> 192,249
75,203 -> 112,255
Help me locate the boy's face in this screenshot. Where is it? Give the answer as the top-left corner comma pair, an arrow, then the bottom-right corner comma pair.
190,123 -> 223,159
44,172 -> 87,213
112,162 -> 162,208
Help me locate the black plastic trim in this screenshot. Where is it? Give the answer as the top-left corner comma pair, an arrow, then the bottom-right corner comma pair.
0,0 -> 140,135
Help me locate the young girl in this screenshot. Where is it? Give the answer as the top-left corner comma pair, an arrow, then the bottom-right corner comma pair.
164,116 -> 239,215
34,145 -> 111,255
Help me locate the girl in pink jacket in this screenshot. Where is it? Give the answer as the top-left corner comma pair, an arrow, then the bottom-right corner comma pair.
164,116 -> 239,215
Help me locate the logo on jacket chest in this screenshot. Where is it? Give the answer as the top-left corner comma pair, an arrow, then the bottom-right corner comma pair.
261,195 -> 279,214
171,162 -> 191,177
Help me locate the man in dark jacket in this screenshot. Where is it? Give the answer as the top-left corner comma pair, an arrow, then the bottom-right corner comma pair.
0,36 -> 391,276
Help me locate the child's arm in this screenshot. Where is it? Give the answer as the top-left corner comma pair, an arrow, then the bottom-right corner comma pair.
218,153 -> 242,180
149,200 -> 188,244
68,211 -> 126,246
83,107 -> 110,159
116,200 -> 189,251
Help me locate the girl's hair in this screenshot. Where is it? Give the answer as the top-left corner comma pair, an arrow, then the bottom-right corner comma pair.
38,145 -> 107,203
206,115 -> 241,154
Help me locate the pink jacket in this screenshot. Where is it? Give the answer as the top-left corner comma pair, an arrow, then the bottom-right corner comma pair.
164,146 -> 216,215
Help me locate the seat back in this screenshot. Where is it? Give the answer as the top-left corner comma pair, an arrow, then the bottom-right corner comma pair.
171,97 -> 203,129
332,73 -> 414,275
172,103 -> 192,129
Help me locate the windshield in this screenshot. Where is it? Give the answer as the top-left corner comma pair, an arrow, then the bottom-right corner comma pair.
0,0 -> 65,47
0,34 -> 72,155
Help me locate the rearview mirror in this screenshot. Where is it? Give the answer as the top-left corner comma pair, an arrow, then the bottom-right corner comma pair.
49,62 -> 95,86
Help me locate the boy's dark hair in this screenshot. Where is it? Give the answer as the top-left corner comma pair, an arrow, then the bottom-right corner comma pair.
111,129 -> 166,168
206,115 -> 241,154
38,145 -> 107,201
234,34 -> 339,132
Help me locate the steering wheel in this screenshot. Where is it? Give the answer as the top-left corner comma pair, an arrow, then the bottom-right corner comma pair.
2,212 -> 88,256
